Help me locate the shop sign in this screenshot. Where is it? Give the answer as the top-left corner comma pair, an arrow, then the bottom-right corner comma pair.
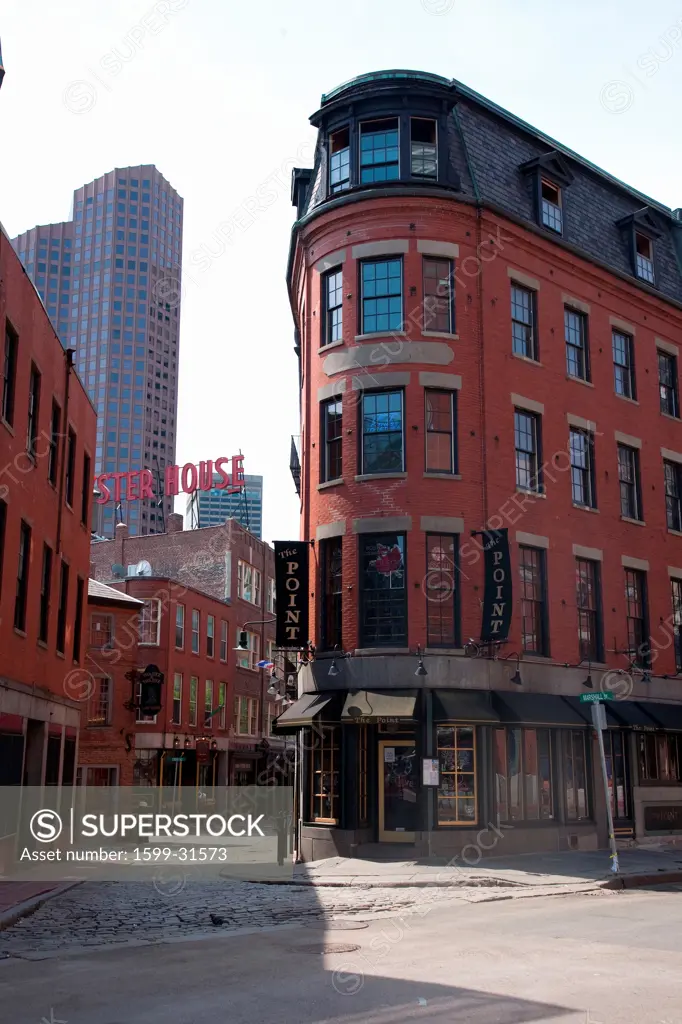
195,740 -> 210,763
644,805 -> 682,832
95,454 -> 244,503
234,762 -> 252,771
384,747 -> 396,763
357,716 -> 407,725
274,541 -> 310,648
138,664 -> 164,715
422,758 -> 440,786
480,529 -> 512,642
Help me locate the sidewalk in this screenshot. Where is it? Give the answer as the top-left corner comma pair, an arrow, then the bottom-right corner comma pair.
0,881 -> 75,931
238,846 -> 682,890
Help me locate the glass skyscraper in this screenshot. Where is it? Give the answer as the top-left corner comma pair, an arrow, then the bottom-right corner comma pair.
187,474 -> 263,539
12,165 -> 183,536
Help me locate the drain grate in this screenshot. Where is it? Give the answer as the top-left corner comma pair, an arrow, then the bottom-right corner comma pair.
298,943 -> 361,954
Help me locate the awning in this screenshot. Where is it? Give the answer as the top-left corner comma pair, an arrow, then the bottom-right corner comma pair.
607,701 -> 659,730
271,693 -> 338,734
493,692 -> 586,727
432,690 -> 500,722
636,702 -> 682,731
340,690 -> 417,723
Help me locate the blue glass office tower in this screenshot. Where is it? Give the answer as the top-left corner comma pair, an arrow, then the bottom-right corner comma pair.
187,474 -> 263,539
12,165 -> 183,536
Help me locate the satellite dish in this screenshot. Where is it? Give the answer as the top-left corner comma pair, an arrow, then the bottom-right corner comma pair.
137,560 -> 152,576
111,563 -> 125,577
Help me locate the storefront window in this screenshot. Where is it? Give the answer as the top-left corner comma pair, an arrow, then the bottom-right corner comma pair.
494,727 -> 553,822
564,730 -> 590,821
310,727 -> 340,824
639,732 -> 682,782
604,731 -> 629,819
437,725 -> 477,825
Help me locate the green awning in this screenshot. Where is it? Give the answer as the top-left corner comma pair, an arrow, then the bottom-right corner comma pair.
432,690 -> 499,722
271,693 -> 336,734
341,690 -> 417,722
493,692 -> 586,726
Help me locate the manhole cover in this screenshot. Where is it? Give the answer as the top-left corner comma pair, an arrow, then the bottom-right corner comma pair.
311,921 -> 370,931
298,943 -> 361,954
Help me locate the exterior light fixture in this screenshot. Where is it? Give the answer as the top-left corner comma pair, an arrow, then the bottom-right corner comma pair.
415,644 -> 428,677
173,735 -> 181,749
582,662 -> 593,689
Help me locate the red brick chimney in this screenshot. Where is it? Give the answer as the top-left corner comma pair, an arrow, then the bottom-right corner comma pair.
167,513 -> 184,534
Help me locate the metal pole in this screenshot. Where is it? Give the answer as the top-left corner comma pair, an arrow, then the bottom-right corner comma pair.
425,689 -> 433,861
593,703 -> 619,875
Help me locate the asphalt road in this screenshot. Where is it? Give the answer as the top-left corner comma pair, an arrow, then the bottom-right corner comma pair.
2,887 -> 681,1023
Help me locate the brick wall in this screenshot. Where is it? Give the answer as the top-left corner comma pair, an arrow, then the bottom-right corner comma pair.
295,195 -> 682,673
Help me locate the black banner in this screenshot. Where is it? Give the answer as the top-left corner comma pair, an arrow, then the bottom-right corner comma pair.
274,541 -> 309,649
139,664 -> 163,715
479,529 -> 512,643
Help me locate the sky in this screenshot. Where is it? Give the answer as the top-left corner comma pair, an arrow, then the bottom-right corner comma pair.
2,0 -> 682,545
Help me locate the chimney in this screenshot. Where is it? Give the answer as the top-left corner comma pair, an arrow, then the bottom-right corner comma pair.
115,522 -> 129,541
167,513 -> 184,534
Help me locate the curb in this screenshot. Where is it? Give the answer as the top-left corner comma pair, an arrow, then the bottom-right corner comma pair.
601,870 -> 682,890
226,873 -> 531,889
0,882 -> 80,932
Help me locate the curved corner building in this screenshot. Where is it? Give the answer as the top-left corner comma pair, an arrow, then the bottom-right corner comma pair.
281,70 -> 682,861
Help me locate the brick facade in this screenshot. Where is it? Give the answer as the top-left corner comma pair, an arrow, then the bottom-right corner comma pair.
0,224 -> 96,790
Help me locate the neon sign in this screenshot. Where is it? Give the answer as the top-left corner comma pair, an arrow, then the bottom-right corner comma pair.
94,455 -> 244,503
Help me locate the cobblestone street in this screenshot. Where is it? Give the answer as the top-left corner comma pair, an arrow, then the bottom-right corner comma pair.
0,880 -> 473,957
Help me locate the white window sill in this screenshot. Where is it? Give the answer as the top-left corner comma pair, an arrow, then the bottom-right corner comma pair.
621,516 -> 646,527
318,339 -> 344,354
668,528 -> 682,537
424,472 -> 462,480
572,503 -> 599,514
512,352 -> 542,367
355,332 -> 407,343
422,331 -> 459,340
661,412 -> 681,424
318,479 -> 344,491
566,374 -> 593,388
515,488 -> 546,498
615,392 -> 639,406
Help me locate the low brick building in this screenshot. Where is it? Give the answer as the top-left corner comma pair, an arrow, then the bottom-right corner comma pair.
0,222 -> 96,795
88,517 -> 293,790
76,579 -> 144,786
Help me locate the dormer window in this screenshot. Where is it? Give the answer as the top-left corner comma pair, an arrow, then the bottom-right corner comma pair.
360,118 -> 399,183
635,232 -> 654,283
329,128 -> 350,193
411,118 -> 437,178
541,179 -> 562,233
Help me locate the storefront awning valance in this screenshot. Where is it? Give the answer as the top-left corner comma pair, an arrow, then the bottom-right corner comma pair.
341,690 -> 417,723
633,702 -> 682,731
607,701 -> 660,730
493,692 -> 586,727
432,690 -> 499,722
272,693 -> 337,734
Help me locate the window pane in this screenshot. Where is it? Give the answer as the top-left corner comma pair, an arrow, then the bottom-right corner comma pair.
360,533 -> 406,646
425,533 -> 457,646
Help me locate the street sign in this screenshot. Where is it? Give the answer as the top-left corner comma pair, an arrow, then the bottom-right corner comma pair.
579,691 -> 615,703
170,756 -> 185,763
591,703 -> 607,731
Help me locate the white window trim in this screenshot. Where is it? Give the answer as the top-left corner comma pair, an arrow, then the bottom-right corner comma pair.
139,598 -> 161,646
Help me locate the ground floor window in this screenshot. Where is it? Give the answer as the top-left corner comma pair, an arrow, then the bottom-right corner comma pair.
564,730 -> 590,821
76,766 -> 118,786
494,727 -> 553,821
358,725 -> 369,826
310,727 -> 340,824
437,725 -> 477,825
638,732 -> 682,782
604,730 -> 629,819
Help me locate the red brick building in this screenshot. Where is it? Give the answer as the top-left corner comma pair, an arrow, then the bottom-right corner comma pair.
280,70 -> 682,861
88,517 -> 293,789
76,579 -> 144,786
0,224 -> 96,793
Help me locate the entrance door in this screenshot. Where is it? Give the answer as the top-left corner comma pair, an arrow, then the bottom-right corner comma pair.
378,739 -> 418,842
